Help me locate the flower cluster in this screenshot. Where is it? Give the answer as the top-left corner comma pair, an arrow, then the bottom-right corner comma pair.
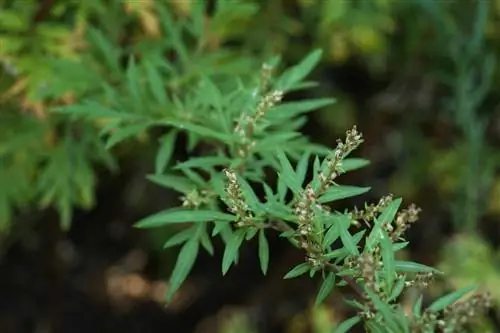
234,90 -> 283,159
223,168 -> 254,227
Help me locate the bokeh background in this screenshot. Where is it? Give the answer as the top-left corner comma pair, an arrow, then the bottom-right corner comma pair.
1,0 -> 500,332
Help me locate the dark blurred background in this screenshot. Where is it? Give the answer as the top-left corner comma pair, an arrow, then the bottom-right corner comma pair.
1,0 -> 500,332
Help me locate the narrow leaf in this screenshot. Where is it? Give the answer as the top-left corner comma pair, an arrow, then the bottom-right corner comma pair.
258,229 -> 269,275
155,130 -> 177,174
334,316 -> 361,333
222,228 -> 246,275
135,209 -> 236,228
165,238 -> 199,301
146,174 -> 194,193
276,49 -> 323,91
340,158 -> 370,172
394,261 -> 440,274
105,122 -> 151,149
428,285 -> 478,312
315,272 -> 335,305
380,229 -> 395,290
339,214 -> 359,255
318,185 -> 370,203
284,262 -> 310,279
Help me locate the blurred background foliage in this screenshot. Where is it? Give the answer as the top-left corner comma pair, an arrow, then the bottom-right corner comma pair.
1,0 -> 500,332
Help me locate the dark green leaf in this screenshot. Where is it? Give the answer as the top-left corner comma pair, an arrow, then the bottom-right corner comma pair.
258,229 -> 269,275
315,272 -> 335,305
135,209 -> 236,228
318,185 -> 370,203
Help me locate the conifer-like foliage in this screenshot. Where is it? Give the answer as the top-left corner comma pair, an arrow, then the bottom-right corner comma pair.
1,1 -> 493,331
59,45 -> 491,333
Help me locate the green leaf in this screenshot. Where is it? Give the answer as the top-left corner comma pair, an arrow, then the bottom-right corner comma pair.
174,156 -> 230,171
412,295 -> 423,317
284,262 -> 311,279
365,289 -> 400,332
146,174 -> 194,193
258,229 -> 269,275
334,316 -> 361,333
392,242 -> 409,252
394,261 -> 440,274
235,174 -> 263,211
163,227 -> 194,249
212,221 -> 230,237
296,150 -> 311,188
380,229 -> 395,290
254,132 -> 301,151
340,158 -> 370,172
222,228 -> 246,275
388,276 -> 407,302
318,185 -> 370,203
322,222 -> 340,248
53,102 -> 126,119
200,225 -> 214,255
277,151 -> 301,194
155,131 -> 177,174
365,198 -> 402,252
145,60 -> 168,105
161,119 -> 233,142
428,285 -> 478,312
315,272 -> 335,305
268,98 -> 335,119
135,209 -> 236,228
339,214 -> 359,255
105,122 -> 151,149
165,237 -> 199,301
276,49 -> 323,91
126,57 -> 142,111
